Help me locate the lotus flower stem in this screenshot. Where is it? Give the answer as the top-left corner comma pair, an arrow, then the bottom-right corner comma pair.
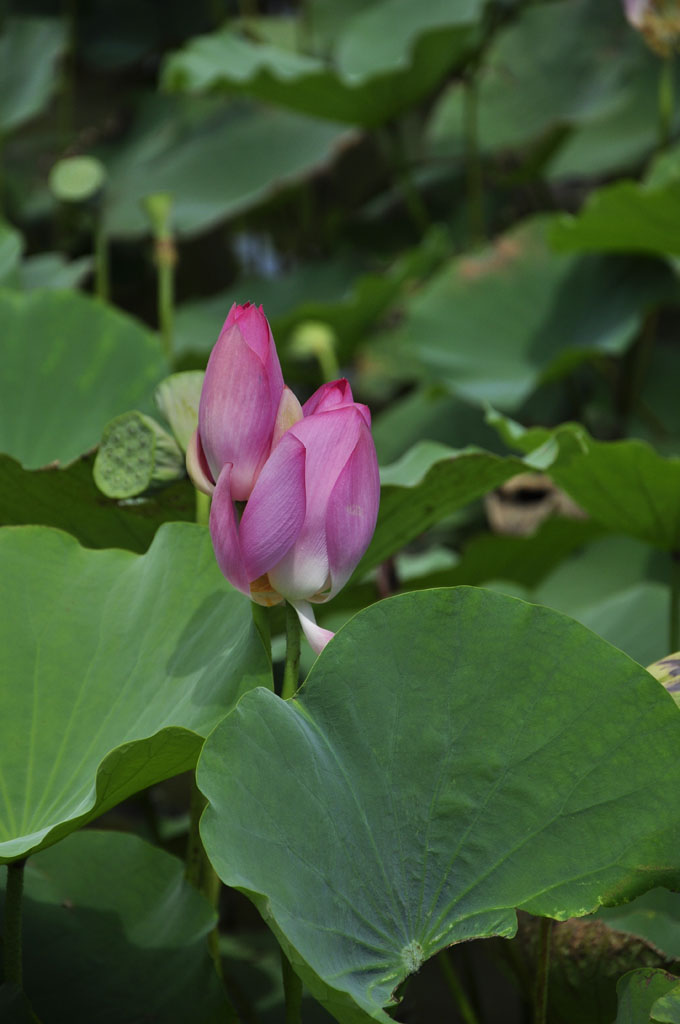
3,857 -> 26,988
281,602 -> 302,701
250,602 -> 271,664
281,949 -> 303,1024
144,193 -> 175,362
195,489 -> 211,527
533,918 -> 553,1024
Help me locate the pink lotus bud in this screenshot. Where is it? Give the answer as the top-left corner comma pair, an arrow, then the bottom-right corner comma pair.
209,379 -> 380,654
194,303 -> 285,501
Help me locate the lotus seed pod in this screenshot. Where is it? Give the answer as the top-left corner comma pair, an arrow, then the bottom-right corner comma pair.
93,411 -> 184,499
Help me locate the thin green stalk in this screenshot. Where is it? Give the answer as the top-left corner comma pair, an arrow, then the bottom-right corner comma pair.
93,213 -> 109,302
533,918 -> 553,1024
143,194 -> 175,362
184,484 -> 240,1022
281,602 -> 301,701
195,488 -> 211,527
281,949 -> 303,1024
251,602 -> 271,664
3,858 -> 27,988
185,780 -> 236,1021
660,55 -> 675,150
157,237 -> 175,363
437,949 -> 481,1024
670,552 -> 680,653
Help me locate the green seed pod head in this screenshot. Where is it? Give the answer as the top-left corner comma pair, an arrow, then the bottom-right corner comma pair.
93,411 -> 184,499
48,156 -> 106,204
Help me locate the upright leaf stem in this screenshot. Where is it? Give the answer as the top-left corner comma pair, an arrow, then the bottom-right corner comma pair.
156,235 -> 176,363
281,602 -> 301,701
143,193 -> 175,362
281,950 -> 303,1024
195,489 -> 211,527
437,948 -> 481,1024
278,605 -> 304,1020
3,857 -> 26,988
533,917 -> 553,1024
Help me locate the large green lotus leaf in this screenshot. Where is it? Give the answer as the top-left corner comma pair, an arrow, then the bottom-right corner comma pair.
19,253 -> 93,291
652,987 -> 680,1023
198,588 -> 680,1024
0,523 -> 270,862
332,519 -> 604,622
614,969 -> 680,1024
161,0 -> 481,126
102,96 -> 355,240
546,55 -> 679,181
374,217 -> 676,410
370,387 -> 505,466
0,18 -> 67,134
490,412 -> 680,551
601,889 -> 680,962
0,830 -> 230,1022
432,518 -> 605,591
551,176 -> 680,256
356,441 -> 526,574
487,536 -> 670,668
0,453 -> 194,553
426,0 -> 641,161
0,289 -> 167,469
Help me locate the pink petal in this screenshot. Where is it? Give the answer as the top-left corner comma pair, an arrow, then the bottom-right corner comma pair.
209,465 -> 250,595
291,600 -> 335,656
325,423 -> 380,599
185,429 -> 215,496
239,433 -> 307,582
230,302 -> 273,363
199,321 -> 283,500
302,379 -> 354,416
268,407 -> 364,600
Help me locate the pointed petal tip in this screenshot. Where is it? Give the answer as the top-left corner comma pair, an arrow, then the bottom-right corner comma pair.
292,601 -> 335,656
